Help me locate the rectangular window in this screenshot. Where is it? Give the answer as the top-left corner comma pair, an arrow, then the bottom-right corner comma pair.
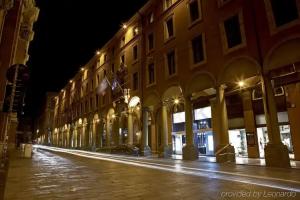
165,0 -> 173,9
192,34 -> 204,64
111,63 -> 115,73
148,33 -> 154,51
167,50 -> 176,76
148,12 -> 154,24
121,55 -> 125,63
148,63 -> 155,84
224,15 -> 242,48
166,17 -> 174,38
104,54 -> 107,62
121,36 -> 125,47
270,0 -> 299,27
133,72 -> 139,90
189,0 -> 200,22
133,45 -> 138,60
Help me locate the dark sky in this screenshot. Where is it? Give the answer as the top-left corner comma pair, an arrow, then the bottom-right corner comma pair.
27,0 -> 149,117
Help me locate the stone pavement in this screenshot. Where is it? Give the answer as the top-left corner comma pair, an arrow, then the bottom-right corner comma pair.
4,148 -> 300,200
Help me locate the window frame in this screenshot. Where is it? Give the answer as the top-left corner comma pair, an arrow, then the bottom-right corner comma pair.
220,10 -> 247,54
164,14 -> 175,42
264,0 -> 300,35
187,0 -> 202,26
165,49 -> 178,79
146,62 -> 156,87
190,33 -> 207,69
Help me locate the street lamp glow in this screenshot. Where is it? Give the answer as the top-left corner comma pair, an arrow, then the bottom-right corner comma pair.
96,51 -> 100,55
111,114 -> 116,119
69,80 -> 73,83
238,81 -> 245,87
174,99 -> 180,104
122,24 -> 127,29
81,67 -> 85,72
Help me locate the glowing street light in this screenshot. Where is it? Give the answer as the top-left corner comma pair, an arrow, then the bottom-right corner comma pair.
122,24 -> 127,29
174,99 -> 180,104
238,81 -> 245,88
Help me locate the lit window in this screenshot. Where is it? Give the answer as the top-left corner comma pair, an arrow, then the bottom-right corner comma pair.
165,17 -> 174,39
167,50 -> 176,76
224,15 -> 242,48
192,34 -> 204,64
148,63 -> 155,84
270,0 -> 299,27
189,0 -> 200,23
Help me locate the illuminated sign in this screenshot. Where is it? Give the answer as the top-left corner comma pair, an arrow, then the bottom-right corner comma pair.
194,106 -> 211,120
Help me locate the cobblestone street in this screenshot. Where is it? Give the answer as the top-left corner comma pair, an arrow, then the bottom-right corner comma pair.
4,147 -> 300,200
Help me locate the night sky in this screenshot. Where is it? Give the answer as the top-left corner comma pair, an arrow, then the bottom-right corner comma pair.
27,0 -> 149,118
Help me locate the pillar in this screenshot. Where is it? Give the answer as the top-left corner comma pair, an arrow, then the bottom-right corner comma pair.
127,110 -> 133,145
286,83 -> 300,161
262,76 -> 290,167
142,107 -> 151,156
7,113 -> 18,150
159,104 -> 171,157
106,120 -> 111,147
182,96 -> 198,160
242,90 -> 259,158
211,85 -> 235,163
112,116 -> 119,146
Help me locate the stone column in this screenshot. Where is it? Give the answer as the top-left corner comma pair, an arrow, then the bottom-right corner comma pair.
159,104 -> 171,157
286,83 -> 300,161
262,76 -> 290,167
112,116 -> 119,146
106,120 -> 111,147
182,96 -> 198,160
242,90 -> 259,158
7,113 -> 18,149
211,85 -> 235,163
127,110 -> 133,145
142,107 -> 151,156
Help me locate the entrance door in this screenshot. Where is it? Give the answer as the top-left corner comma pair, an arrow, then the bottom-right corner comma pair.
229,129 -> 248,157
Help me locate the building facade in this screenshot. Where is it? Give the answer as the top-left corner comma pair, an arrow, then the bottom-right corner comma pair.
40,0 -> 300,167
0,0 -> 39,148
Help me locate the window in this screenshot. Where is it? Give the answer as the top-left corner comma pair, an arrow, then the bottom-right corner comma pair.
133,72 -> 139,90
148,12 -> 154,24
90,98 -> 93,110
133,26 -> 138,36
133,45 -> 138,60
167,50 -> 176,76
192,34 -> 204,64
224,15 -> 242,48
148,63 -> 155,84
96,95 -> 99,107
121,54 -> 125,63
165,17 -> 174,39
189,0 -> 200,23
111,63 -> 115,73
112,47 -> 115,56
270,0 -> 299,27
121,36 -> 125,47
148,33 -> 154,51
166,0 -> 173,9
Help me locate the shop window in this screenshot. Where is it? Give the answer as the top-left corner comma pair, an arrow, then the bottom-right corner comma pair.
270,0 -> 299,27
133,72 -> 139,90
167,50 -> 176,76
133,45 -> 138,60
191,34 -> 205,64
148,33 -> 154,51
148,63 -> 155,85
224,15 -> 242,48
189,0 -> 201,23
165,17 -> 174,39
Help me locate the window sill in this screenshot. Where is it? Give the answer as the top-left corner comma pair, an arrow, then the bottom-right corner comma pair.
190,60 -> 207,69
146,82 -> 156,88
164,36 -> 175,44
188,18 -> 202,30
